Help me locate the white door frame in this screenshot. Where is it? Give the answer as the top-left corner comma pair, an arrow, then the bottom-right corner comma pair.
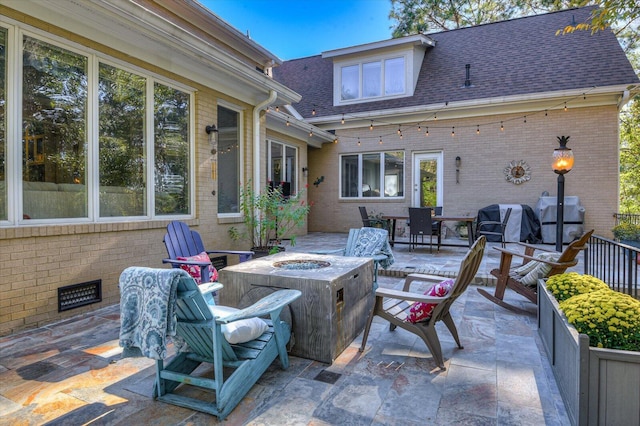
412,152 -> 443,208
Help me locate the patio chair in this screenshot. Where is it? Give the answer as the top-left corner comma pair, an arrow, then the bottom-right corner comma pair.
359,206 -> 389,230
163,221 -> 254,283
118,266 -> 301,420
359,236 -> 486,370
309,227 -> 394,287
477,229 -> 593,313
476,207 -> 512,248
408,207 -> 441,253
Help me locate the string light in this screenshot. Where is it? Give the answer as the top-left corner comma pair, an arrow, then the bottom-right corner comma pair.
417,125 -> 421,132
564,102 -> 568,111
275,106 -> 279,112
341,114 -> 345,125
434,113 -> 437,120
500,122 -> 504,131
451,127 -> 455,137
425,127 -> 429,137
357,137 -> 361,146
309,130 -> 313,137
397,125 -> 401,135
399,130 -> 403,139
476,125 -> 480,135
524,116 -> 527,123
312,108 -> 316,116
379,136 -> 383,145
286,117 -> 290,126
545,110 -> 548,116
333,138 -> 338,144
369,121 -> 374,131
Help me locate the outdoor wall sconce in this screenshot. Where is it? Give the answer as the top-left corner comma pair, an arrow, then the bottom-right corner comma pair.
206,123 -> 218,153
455,156 -> 461,184
552,135 -> 574,252
302,167 -> 309,177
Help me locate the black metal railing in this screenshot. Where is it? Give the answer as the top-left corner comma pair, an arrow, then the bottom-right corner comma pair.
584,234 -> 639,298
613,213 -> 640,226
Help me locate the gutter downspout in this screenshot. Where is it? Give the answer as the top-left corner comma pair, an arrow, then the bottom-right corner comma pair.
253,90 -> 277,195
617,90 -> 630,110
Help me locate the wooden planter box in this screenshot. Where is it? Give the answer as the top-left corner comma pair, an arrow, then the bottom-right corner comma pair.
537,281 -> 640,426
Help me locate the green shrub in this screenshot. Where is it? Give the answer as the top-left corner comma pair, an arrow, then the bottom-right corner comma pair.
545,272 -> 610,302
559,289 -> 640,351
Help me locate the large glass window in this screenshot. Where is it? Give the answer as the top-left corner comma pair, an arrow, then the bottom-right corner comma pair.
341,64 -> 359,101
338,56 -> 405,103
154,83 -> 190,215
98,63 -> 146,217
385,57 -> 405,95
218,105 -> 240,214
2,28 -> 193,224
0,28 -> 6,221
269,140 -> 297,196
340,151 -> 404,198
22,36 -> 88,219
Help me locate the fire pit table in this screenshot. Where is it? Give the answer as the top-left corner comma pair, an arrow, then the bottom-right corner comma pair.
219,252 -> 374,364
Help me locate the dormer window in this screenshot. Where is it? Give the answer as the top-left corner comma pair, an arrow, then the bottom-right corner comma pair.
340,56 -> 406,101
323,35 -> 435,107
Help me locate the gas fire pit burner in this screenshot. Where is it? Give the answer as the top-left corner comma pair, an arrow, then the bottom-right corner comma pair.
273,259 -> 331,270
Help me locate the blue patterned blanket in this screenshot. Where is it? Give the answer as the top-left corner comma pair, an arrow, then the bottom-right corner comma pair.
351,227 -> 395,269
119,267 -> 188,360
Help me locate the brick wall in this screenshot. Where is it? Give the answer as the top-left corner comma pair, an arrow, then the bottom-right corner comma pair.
307,105 -> 619,239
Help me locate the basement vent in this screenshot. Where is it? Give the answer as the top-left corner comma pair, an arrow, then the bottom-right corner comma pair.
58,280 -> 102,312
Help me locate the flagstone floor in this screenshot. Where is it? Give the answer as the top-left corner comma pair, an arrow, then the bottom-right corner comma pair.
0,233 -> 577,425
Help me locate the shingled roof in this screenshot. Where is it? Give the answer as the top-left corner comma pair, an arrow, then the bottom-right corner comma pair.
273,7 -> 639,120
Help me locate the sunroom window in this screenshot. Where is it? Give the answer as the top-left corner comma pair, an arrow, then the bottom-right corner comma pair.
340,151 -> 404,198
2,27 -> 193,224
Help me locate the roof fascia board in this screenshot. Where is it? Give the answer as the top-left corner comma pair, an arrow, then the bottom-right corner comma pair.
154,0 -> 283,68
267,112 -> 334,148
3,0 -> 300,106
322,34 -> 435,59
307,85 -> 630,128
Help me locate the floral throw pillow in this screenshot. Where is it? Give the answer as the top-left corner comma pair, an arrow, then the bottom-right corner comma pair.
176,251 -> 218,284
406,279 -> 455,323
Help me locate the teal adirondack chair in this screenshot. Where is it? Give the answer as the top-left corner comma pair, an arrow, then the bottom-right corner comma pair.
119,267 -> 300,420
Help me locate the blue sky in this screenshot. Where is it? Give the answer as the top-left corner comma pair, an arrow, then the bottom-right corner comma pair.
200,0 -> 394,60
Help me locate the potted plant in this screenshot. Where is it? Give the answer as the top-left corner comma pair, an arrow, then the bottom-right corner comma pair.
612,221 -> 640,248
229,181 -> 311,256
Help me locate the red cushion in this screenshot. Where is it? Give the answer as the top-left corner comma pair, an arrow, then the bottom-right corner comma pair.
405,279 -> 454,323
176,251 -> 218,284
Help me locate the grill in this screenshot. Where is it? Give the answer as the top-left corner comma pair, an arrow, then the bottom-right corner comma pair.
535,196 -> 585,244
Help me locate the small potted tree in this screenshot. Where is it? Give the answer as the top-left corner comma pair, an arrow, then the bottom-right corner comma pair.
229,181 -> 311,257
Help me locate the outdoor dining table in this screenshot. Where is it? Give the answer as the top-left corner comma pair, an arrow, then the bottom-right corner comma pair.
382,214 -> 476,248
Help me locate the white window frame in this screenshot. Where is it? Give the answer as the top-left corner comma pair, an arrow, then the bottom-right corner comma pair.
1,20 -> 196,225
217,100 -> 245,218
339,151 -> 405,199
267,139 -> 298,195
333,51 -> 412,106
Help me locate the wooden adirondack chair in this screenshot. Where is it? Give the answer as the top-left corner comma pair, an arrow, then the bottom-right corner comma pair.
119,267 -> 301,420
359,236 -> 486,370
477,229 -> 593,313
163,221 -> 254,282
309,227 -> 394,286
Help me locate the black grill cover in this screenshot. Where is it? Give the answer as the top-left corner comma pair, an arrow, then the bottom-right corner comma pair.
477,204 -> 542,243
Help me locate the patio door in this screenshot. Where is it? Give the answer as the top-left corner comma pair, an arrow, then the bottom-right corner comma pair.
413,152 -> 443,208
